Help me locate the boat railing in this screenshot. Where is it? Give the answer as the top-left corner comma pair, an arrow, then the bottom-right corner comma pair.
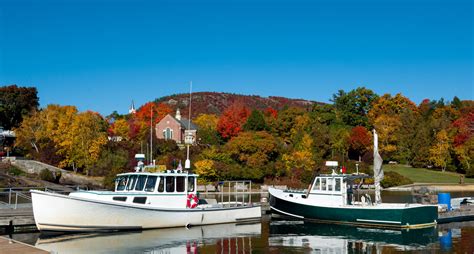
199,180 -> 257,208
0,185 -> 87,209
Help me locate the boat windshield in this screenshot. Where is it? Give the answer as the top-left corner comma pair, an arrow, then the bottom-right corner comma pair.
188,176 -> 195,192
135,175 -> 147,191
127,175 -> 138,190
166,176 -> 175,192
144,176 -> 157,192
312,178 -> 320,191
158,176 -> 164,192
176,176 -> 185,192
116,176 -> 128,191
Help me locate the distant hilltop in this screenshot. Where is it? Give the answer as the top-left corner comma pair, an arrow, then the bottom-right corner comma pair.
154,92 -> 323,117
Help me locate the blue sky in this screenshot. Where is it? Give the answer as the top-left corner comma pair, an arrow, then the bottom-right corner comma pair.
0,0 -> 472,115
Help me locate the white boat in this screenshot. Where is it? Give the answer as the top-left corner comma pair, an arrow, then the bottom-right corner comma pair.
31,165 -> 261,232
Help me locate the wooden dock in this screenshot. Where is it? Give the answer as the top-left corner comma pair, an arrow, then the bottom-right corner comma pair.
0,207 -> 36,234
438,206 -> 474,223
0,236 -> 48,254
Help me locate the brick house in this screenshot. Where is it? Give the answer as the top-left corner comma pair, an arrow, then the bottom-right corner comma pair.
155,109 -> 197,144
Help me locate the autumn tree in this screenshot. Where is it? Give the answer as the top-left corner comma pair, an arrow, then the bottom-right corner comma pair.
135,102 -> 173,125
109,118 -> 130,140
282,133 -> 316,183
194,114 -> 219,130
194,114 -> 222,145
348,126 -> 371,161
0,85 -> 39,129
15,105 -> 108,174
224,131 -> 279,170
368,94 -> 417,159
429,129 -> 452,172
329,126 -> 351,162
271,107 -> 305,143
216,103 -> 250,140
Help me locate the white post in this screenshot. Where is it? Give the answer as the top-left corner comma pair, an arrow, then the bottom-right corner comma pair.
150,105 -> 153,165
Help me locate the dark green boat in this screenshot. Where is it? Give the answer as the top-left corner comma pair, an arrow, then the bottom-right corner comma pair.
269,173 -> 438,229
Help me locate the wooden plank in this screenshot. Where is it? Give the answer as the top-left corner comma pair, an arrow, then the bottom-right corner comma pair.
0,236 -> 48,254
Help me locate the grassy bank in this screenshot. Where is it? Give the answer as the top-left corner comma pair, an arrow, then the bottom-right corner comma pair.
383,165 -> 474,184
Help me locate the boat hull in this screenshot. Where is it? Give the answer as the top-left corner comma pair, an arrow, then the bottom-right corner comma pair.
31,190 -> 261,232
269,188 -> 437,229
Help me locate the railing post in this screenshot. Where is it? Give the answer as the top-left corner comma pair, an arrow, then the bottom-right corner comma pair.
14,192 -> 18,209
8,188 -> 11,205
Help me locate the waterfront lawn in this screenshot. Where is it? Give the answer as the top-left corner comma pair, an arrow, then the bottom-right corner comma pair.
383,165 -> 474,184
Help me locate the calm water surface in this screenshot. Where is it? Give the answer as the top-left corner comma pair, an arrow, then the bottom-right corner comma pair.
9,217 -> 474,254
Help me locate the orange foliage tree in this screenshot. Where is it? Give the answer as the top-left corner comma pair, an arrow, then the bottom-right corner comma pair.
217,103 -> 250,139
348,126 -> 371,161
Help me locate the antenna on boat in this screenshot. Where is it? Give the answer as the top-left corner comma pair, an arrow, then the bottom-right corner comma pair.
185,81 -> 192,169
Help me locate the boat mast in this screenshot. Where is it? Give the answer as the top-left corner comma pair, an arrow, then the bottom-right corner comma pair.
185,81 -> 192,169
373,129 -> 384,204
150,104 -> 153,166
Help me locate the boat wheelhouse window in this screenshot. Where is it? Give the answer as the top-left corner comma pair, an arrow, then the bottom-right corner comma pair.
135,175 -> 147,191
176,176 -> 185,192
113,196 -> 127,202
126,175 -> 138,190
166,176 -> 175,192
321,178 -> 327,191
145,176 -> 157,192
188,176 -> 195,192
158,176 -> 165,192
335,178 -> 341,192
116,176 -> 128,191
328,178 -> 333,191
133,197 -> 147,204
313,178 -> 321,191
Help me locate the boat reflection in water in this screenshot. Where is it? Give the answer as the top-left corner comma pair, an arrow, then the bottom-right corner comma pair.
35,222 -> 261,254
269,220 -> 438,253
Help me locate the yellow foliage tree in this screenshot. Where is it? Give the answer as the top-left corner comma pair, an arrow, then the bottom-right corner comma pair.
110,118 -> 130,140
282,133 -> 316,180
194,114 -> 219,130
64,111 -> 108,174
194,159 -> 217,180
372,114 -> 400,155
429,129 -> 451,172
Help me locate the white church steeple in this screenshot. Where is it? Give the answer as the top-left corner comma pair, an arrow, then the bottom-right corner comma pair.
175,108 -> 181,120
129,100 -> 136,114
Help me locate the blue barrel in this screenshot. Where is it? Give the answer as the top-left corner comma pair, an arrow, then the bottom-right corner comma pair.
438,193 -> 451,211
439,229 -> 452,251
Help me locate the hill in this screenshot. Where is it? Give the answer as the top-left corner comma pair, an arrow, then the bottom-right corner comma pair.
154,92 -> 322,118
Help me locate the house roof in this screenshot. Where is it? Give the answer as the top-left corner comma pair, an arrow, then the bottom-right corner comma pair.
176,117 -> 198,130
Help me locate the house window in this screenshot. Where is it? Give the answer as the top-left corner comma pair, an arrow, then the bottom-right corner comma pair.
163,128 -> 173,140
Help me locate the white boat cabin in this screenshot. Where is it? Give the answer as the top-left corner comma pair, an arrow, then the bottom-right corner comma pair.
69,170 -> 199,209
282,173 -> 371,207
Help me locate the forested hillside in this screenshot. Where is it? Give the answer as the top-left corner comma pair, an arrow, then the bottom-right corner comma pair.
155,92 -> 320,118
4,85 -> 473,188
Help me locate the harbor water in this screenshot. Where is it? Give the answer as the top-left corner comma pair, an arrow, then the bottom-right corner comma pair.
7,216 -> 474,253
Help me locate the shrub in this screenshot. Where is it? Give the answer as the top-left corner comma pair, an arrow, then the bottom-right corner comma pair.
8,166 -> 25,176
381,171 -> 413,188
39,169 -> 55,182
